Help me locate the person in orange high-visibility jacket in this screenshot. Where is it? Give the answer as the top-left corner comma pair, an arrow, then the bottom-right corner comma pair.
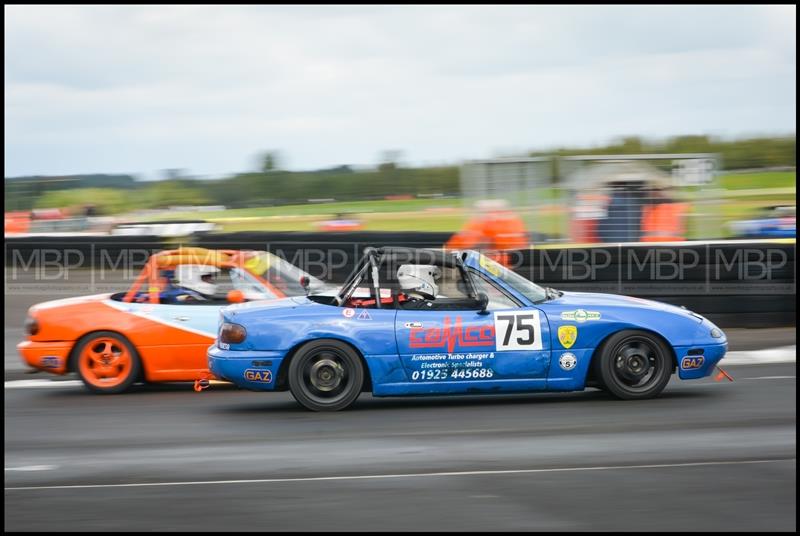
446,200 -> 529,266
571,193 -> 609,244
640,188 -> 688,242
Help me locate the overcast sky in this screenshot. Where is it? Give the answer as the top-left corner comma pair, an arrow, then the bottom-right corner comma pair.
4,5 -> 796,179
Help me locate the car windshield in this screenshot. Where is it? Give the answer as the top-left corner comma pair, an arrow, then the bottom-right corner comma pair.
243,252 -> 332,296
478,254 -> 548,303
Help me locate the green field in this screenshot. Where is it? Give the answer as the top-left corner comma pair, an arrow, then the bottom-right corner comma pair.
716,171 -> 796,190
139,171 -> 795,238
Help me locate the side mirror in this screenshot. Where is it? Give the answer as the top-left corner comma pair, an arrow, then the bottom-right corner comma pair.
227,289 -> 246,303
299,276 -> 311,293
476,292 -> 489,315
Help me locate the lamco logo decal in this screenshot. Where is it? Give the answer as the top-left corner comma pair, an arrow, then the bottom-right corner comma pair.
409,316 -> 495,353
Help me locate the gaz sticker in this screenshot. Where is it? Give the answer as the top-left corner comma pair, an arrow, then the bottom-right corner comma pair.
494,311 -> 543,351
681,356 -> 704,370
244,369 -> 273,383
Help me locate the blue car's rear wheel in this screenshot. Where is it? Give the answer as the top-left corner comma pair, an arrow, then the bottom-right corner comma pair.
288,339 -> 364,411
594,330 -> 673,400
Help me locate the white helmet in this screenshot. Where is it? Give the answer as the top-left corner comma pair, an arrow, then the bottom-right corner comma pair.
397,264 -> 441,300
174,264 -> 220,297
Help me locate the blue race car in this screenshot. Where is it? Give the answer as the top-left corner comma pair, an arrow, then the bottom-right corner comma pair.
728,205 -> 796,239
208,247 -> 728,411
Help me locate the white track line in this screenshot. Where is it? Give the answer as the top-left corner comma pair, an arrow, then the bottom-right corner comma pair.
720,345 -> 796,365
5,465 -> 58,472
4,458 -> 794,491
741,376 -> 795,380
4,379 -> 84,389
3,379 -> 230,389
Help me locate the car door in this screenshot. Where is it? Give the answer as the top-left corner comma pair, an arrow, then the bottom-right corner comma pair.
394,274 -> 551,386
108,298 -> 220,374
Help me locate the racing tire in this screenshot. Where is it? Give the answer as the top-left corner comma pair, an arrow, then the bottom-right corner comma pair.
72,331 -> 142,394
288,339 -> 364,412
593,330 -> 673,400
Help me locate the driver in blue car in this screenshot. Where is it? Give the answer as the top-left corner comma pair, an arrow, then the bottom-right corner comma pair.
397,264 -> 440,305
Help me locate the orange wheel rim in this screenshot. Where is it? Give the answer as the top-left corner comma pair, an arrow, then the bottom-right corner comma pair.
78,337 -> 132,389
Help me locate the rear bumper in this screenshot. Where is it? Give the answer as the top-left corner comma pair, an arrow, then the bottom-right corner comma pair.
17,340 -> 72,374
207,345 -> 284,391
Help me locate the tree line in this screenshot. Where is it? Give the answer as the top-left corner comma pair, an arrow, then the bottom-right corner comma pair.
4,134 -> 795,213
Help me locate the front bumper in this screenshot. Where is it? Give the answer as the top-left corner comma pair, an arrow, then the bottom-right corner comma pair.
674,342 -> 728,380
207,345 -> 285,391
17,340 -> 72,374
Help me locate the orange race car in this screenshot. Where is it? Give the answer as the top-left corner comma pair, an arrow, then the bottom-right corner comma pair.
17,247 -> 330,393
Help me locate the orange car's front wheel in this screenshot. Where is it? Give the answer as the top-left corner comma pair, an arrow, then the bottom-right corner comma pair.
73,331 -> 142,394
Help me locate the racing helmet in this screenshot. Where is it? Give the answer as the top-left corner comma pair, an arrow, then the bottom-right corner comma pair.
173,264 -> 220,297
397,264 -> 441,300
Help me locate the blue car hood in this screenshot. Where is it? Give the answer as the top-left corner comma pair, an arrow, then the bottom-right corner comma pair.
548,291 -> 693,315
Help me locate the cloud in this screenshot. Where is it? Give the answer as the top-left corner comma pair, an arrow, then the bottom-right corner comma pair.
4,5 -> 796,177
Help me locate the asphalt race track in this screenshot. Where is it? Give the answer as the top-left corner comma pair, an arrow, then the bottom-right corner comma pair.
4,272 -> 796,531
4,361 -> 795,531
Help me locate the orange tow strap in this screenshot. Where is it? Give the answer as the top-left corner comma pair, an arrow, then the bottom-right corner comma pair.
714,367 -> 734,382
194,378 -> 210,392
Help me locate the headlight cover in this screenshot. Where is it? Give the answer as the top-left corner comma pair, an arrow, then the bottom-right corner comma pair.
220,322 -> 247,344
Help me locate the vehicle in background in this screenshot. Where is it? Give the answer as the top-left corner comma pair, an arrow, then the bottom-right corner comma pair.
18,247 -> 331,393
110,219 -> 219,236
728,205 -> 796,239
316,213 -> 364,232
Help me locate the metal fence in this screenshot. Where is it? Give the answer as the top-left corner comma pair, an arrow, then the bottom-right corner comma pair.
457,153 -> 782,243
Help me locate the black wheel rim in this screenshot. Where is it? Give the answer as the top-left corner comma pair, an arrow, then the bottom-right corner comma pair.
609,336 -> 665,393
299,348 -> 353,404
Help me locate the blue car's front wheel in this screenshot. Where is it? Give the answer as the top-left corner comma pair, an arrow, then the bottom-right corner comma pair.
594,330 -> 673,400
288,339 -> 365,411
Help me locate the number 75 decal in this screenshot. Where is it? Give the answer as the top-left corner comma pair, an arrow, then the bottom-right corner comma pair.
494,311 -> 543,351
